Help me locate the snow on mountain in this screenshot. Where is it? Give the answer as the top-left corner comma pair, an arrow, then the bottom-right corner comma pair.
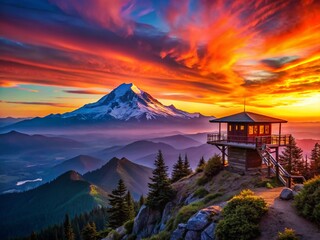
61,83 -> 201,121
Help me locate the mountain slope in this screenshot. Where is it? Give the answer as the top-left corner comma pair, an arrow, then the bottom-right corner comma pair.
48,155 -> 103,177
149,134 -> 202,149
93,140 -> 177,161
0,171 -> 109,239
84,157 -> 153,199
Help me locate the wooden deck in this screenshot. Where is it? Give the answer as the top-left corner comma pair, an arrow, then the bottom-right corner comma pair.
207,133 -> 291,149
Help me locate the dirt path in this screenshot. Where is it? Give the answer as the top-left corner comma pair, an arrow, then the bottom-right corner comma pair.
254,187 -> 320,240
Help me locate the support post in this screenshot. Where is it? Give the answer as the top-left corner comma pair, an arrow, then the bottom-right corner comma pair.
222,146 -> 226,166
219,122 -> 221,140
278,123 -> 282,145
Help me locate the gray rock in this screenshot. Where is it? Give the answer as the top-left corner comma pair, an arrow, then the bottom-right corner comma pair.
160,202 -> 174,231
186,206 -> 221,231
185,230 -> 200,240
185,194 -> 200,205
201,222 -> 216,240
132,205 -> 161,239
170,223 -> 187,240
280,187 -> 294,200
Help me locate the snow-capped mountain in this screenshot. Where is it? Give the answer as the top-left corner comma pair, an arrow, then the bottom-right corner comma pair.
60,83 -> 201,121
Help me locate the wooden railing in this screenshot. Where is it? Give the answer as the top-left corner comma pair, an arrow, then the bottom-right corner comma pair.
258,147 -> 306,188
207,133 -> 291,147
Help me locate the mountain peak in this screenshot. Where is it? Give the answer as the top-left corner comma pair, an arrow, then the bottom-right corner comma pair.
114,83 -> 142,96
60,83 -> 201,121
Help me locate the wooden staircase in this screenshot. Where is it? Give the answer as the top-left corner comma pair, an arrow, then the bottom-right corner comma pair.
257,146 -> 305,188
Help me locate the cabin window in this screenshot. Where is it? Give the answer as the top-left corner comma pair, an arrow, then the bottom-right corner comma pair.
248,126 -> 253,134
235,125 -> 238,130
254,125 -> 258,134
259,125 -> 264,134
229,125 -> 232,131
265,125 -> 270,134
240,125 -> 244,131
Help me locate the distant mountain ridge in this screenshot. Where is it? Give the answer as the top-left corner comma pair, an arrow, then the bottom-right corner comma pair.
0,170 -> 109,239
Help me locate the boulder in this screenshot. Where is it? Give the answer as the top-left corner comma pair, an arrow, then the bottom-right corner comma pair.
185,230 -> 200,240
201,222 -> 216,240
185,194 -> 200,205
280,187 -> 294,200
132,205 -> 162,239
160,202 -> 174,231
170,223 -> 187,240
186,206 -> 221,231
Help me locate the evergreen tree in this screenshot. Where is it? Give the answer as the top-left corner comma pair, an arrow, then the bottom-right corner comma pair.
63,214 -> 74,240
147,150 -> 175,210
279,136 -> 304,175
108,179 -> 129,228
171,154 -> 185,182
311,142 -> 320,176
139,195 -> 145,208
183,154 -> 193,176
126,191 -> 135,220
81,222 -> 97,240
196,156 -> 206,172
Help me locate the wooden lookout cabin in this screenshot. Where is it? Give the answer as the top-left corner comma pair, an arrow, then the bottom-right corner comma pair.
207,111 -> 304,187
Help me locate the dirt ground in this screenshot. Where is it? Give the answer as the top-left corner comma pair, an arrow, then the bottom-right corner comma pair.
254,187 -> 320,240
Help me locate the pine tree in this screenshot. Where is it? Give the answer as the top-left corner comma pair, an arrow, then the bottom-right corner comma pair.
171,154 -> 185,182
126,191 -> 135,220
279,136 -> 304,175
108,179 -> 129,228
311,142 -> 320,176
183,154 -> 193,176
196,156 -> 206,172
63,214 -> 74,240
81,222 -> 97,240
147,150 -> 175,210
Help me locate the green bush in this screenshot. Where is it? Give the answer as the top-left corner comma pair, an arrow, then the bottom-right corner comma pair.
294,175 -> 320,225
215,190 -> 267,240
173,201 -> 204,230
193,187 -> 209,198
277,228 -> 299,240
124,219 -> 134,234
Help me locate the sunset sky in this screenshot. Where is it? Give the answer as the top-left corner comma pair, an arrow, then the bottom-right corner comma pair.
0,0 -> 319,121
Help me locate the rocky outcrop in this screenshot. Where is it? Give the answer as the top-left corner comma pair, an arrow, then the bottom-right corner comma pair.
132,205 -> 162,239
102,226 -> 125,240
280,187 -> 294,200
171,205 -> 222,240
160,202 -> 175,231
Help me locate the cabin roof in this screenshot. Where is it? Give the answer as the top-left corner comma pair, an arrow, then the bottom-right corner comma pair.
209,111 -> 287,123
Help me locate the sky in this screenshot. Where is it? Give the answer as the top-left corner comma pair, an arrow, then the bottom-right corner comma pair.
0,0 -> 319,121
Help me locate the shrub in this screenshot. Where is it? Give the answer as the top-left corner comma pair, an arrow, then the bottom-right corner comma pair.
215,190 -> 267,240
204,155 -> 223,178
193,187 -> 209,198
124,219 -> 134,234
173,201 -> 204,230
294,175 -> 320,225
277,228 -> 299,240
